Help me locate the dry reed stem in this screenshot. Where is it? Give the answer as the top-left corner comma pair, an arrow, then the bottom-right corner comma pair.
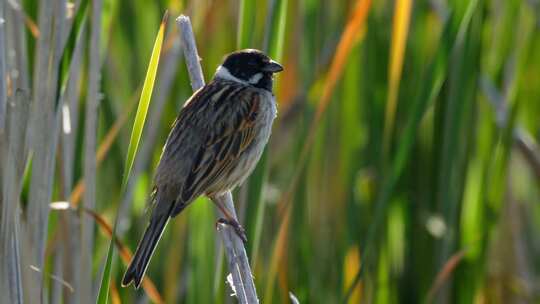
81,0 -> 103,302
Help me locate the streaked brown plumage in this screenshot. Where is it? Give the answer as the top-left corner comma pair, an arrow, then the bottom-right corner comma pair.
122,49 -> 283,288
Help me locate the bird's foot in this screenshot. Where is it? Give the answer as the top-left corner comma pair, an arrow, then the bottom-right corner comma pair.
216,218 -> 248,244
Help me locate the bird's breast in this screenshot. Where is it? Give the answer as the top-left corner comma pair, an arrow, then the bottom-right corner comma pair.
211,91 -> 276,196
249,91 -> 277,154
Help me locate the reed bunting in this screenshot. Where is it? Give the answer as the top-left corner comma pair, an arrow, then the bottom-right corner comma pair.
122,49 -> 283,288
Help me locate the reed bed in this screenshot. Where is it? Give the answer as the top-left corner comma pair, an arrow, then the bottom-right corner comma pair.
1,0 -> 539,303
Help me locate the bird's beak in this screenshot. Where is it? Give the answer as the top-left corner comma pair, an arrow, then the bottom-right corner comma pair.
262,60 -> 283,73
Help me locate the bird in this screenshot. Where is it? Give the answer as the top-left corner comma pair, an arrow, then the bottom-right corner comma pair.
122,49 -> 283,289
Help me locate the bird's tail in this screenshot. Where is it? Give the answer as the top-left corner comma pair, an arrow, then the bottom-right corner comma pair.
122,204 -> 172,289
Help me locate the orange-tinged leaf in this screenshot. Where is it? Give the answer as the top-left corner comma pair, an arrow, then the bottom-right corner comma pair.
110,281 -> 122,304
344,246 -> 363,303
269,4 -> 373,298
316,0 -> 371,121
383,0 -> 413,155
278,0 -> 372,215
278,53 -> 300,113
426,250 -> 467,302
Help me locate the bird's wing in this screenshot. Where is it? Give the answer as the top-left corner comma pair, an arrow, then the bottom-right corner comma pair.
154,80 -> 261,215
179,90 -> 260,204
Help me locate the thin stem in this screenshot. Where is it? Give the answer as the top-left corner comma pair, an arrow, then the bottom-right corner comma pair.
81,0 -> 103,302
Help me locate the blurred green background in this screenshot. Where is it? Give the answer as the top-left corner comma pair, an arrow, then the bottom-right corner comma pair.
1,0 -> 539,303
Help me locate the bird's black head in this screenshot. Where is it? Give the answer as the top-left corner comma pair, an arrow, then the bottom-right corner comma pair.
215,49 -> 283,91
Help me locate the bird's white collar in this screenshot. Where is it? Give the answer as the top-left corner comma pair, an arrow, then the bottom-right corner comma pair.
215,65 -> 263,85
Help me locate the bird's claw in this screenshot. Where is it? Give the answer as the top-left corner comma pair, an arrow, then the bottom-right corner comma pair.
216,218 -> 248,244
